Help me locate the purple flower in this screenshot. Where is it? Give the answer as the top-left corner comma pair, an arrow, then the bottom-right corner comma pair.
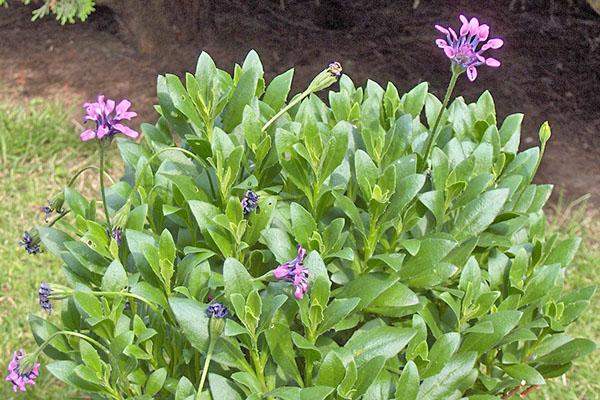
435,15 -> 503,81
5,350 -> 40,392
206,302 -> 229,319
19,231 -> 41,255
38,283 -> 53,314
80,95 -> 139,141
273,245 -> 309,300
105,226 -> 124,245
241,190 -> 260,215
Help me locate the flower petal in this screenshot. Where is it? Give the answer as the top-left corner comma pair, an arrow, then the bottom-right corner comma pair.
435,25 -> 449,35
486,57 -> 501,67
469,17 -> 480,37
448,27 -> 458,41
436,38 -> 449,48
80,129 -> 96,141
483,38 -> 504,50
115,99 -> 131,115
459,15 -> 469,36
96,125 -> 110,139
478,24 -> 490,40
443,46 -> 456,59
105,99 -> 115,115
113,123 -> 139,139
467,65 -> 478,81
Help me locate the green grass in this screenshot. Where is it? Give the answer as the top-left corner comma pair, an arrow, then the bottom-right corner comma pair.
0,99 -> 597,399
0,99 -> 104,399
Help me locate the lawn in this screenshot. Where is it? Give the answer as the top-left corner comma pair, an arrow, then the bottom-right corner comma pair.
0,98 -> 597,399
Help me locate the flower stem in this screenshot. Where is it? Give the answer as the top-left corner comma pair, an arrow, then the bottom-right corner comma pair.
262,89 -> 311,132
196,341 -> 215,400
98,141 -> 111,230
424,64 -> 462,164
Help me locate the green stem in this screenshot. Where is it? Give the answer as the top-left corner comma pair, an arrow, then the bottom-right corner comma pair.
303,330 -> 316,387
68,165 -> 114,187
251,347 -> 268,393
196,341 -> 215,400
34,331 -> 108,358
91,291 -> 159,312
98,142 -> 112,230
262,89 -> 311,132
47,210 -> 70,227
424,64 -> 462,164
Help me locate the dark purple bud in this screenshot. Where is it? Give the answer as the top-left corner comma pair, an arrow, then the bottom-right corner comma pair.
206,302 -> 229,319
19,231 -> 41,255
38,283 -> 53,314
241,190 -> 260,215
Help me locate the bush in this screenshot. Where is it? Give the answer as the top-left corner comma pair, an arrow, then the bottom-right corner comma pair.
12,49 -> 595,399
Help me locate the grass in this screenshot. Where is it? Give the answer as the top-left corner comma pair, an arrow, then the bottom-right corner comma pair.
0,98 -> 597,399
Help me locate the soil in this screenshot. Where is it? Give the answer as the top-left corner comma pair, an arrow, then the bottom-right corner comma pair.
1,0 -> 598,205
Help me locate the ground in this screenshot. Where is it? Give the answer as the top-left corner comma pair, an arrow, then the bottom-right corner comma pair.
0,0 -> 598,399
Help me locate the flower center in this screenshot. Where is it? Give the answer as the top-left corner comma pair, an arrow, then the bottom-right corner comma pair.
455,44 -> 477,67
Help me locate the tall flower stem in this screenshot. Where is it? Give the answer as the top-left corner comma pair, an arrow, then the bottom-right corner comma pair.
196,341 -> 215,400
98,141 -> 112,231
424,63 -> 462,164
262,88 -> 311,133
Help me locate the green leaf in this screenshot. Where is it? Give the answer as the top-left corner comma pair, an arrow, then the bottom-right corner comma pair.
345,325 -> 415,366
461,311 -> 522,354
223,257 -> 253,300
101,259 -> 128,292
145,368 -> 167,396
535,338 -> 596,365
417,352 -> 477,400
402,82 -> 428,118
290,203 -> 316,245
451,189 -> 509,242
209,373 -> 243,400
169,297 -> 210,352
65,187 -> 89,218
74,291 -> 104,319
395,361 -> 419,400
318,297 -> 360,335
263,69 -> 294,111
503,364 -> 545,385
316,351 -> 345,388
355,150 -> 378,199
79,340 -> 102,373
520,264 -> 561,307
335,272 -> 398,311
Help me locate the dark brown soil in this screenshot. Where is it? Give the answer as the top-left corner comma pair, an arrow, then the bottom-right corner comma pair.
1,0 -> 598,204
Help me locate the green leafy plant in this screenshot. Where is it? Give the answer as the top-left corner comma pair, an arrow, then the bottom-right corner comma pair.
11,49 -> 595,399
0,0 -> 95,24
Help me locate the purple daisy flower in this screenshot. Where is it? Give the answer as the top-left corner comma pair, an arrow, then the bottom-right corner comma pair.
5,350 -> 40,392
38,283 -> 53,314
273,244 -> 309,300
435,15 -> 503,81
241,190 -> 260,215
80,95 -> 139,141
206,302 -> 229,319
19,231 -> 41,255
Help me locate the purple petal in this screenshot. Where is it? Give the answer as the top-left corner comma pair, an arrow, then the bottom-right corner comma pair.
482,38 -> 504,50
96,125 -> 110,139
273,265 -> 288,279
105,99 -> 115,115
80,129 -> 96,141
436,39 -> 449,48
459,15 -> 469,36
486,58 -> 501,67
443,46 -> 456,59
435,25 -> 449,35
467,65 -> 478,81
113,124 -> 139,139
448,27 -> 458,41
468,17 -> 480,37
294,286 -> 304,299
478,24 -> 490,40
